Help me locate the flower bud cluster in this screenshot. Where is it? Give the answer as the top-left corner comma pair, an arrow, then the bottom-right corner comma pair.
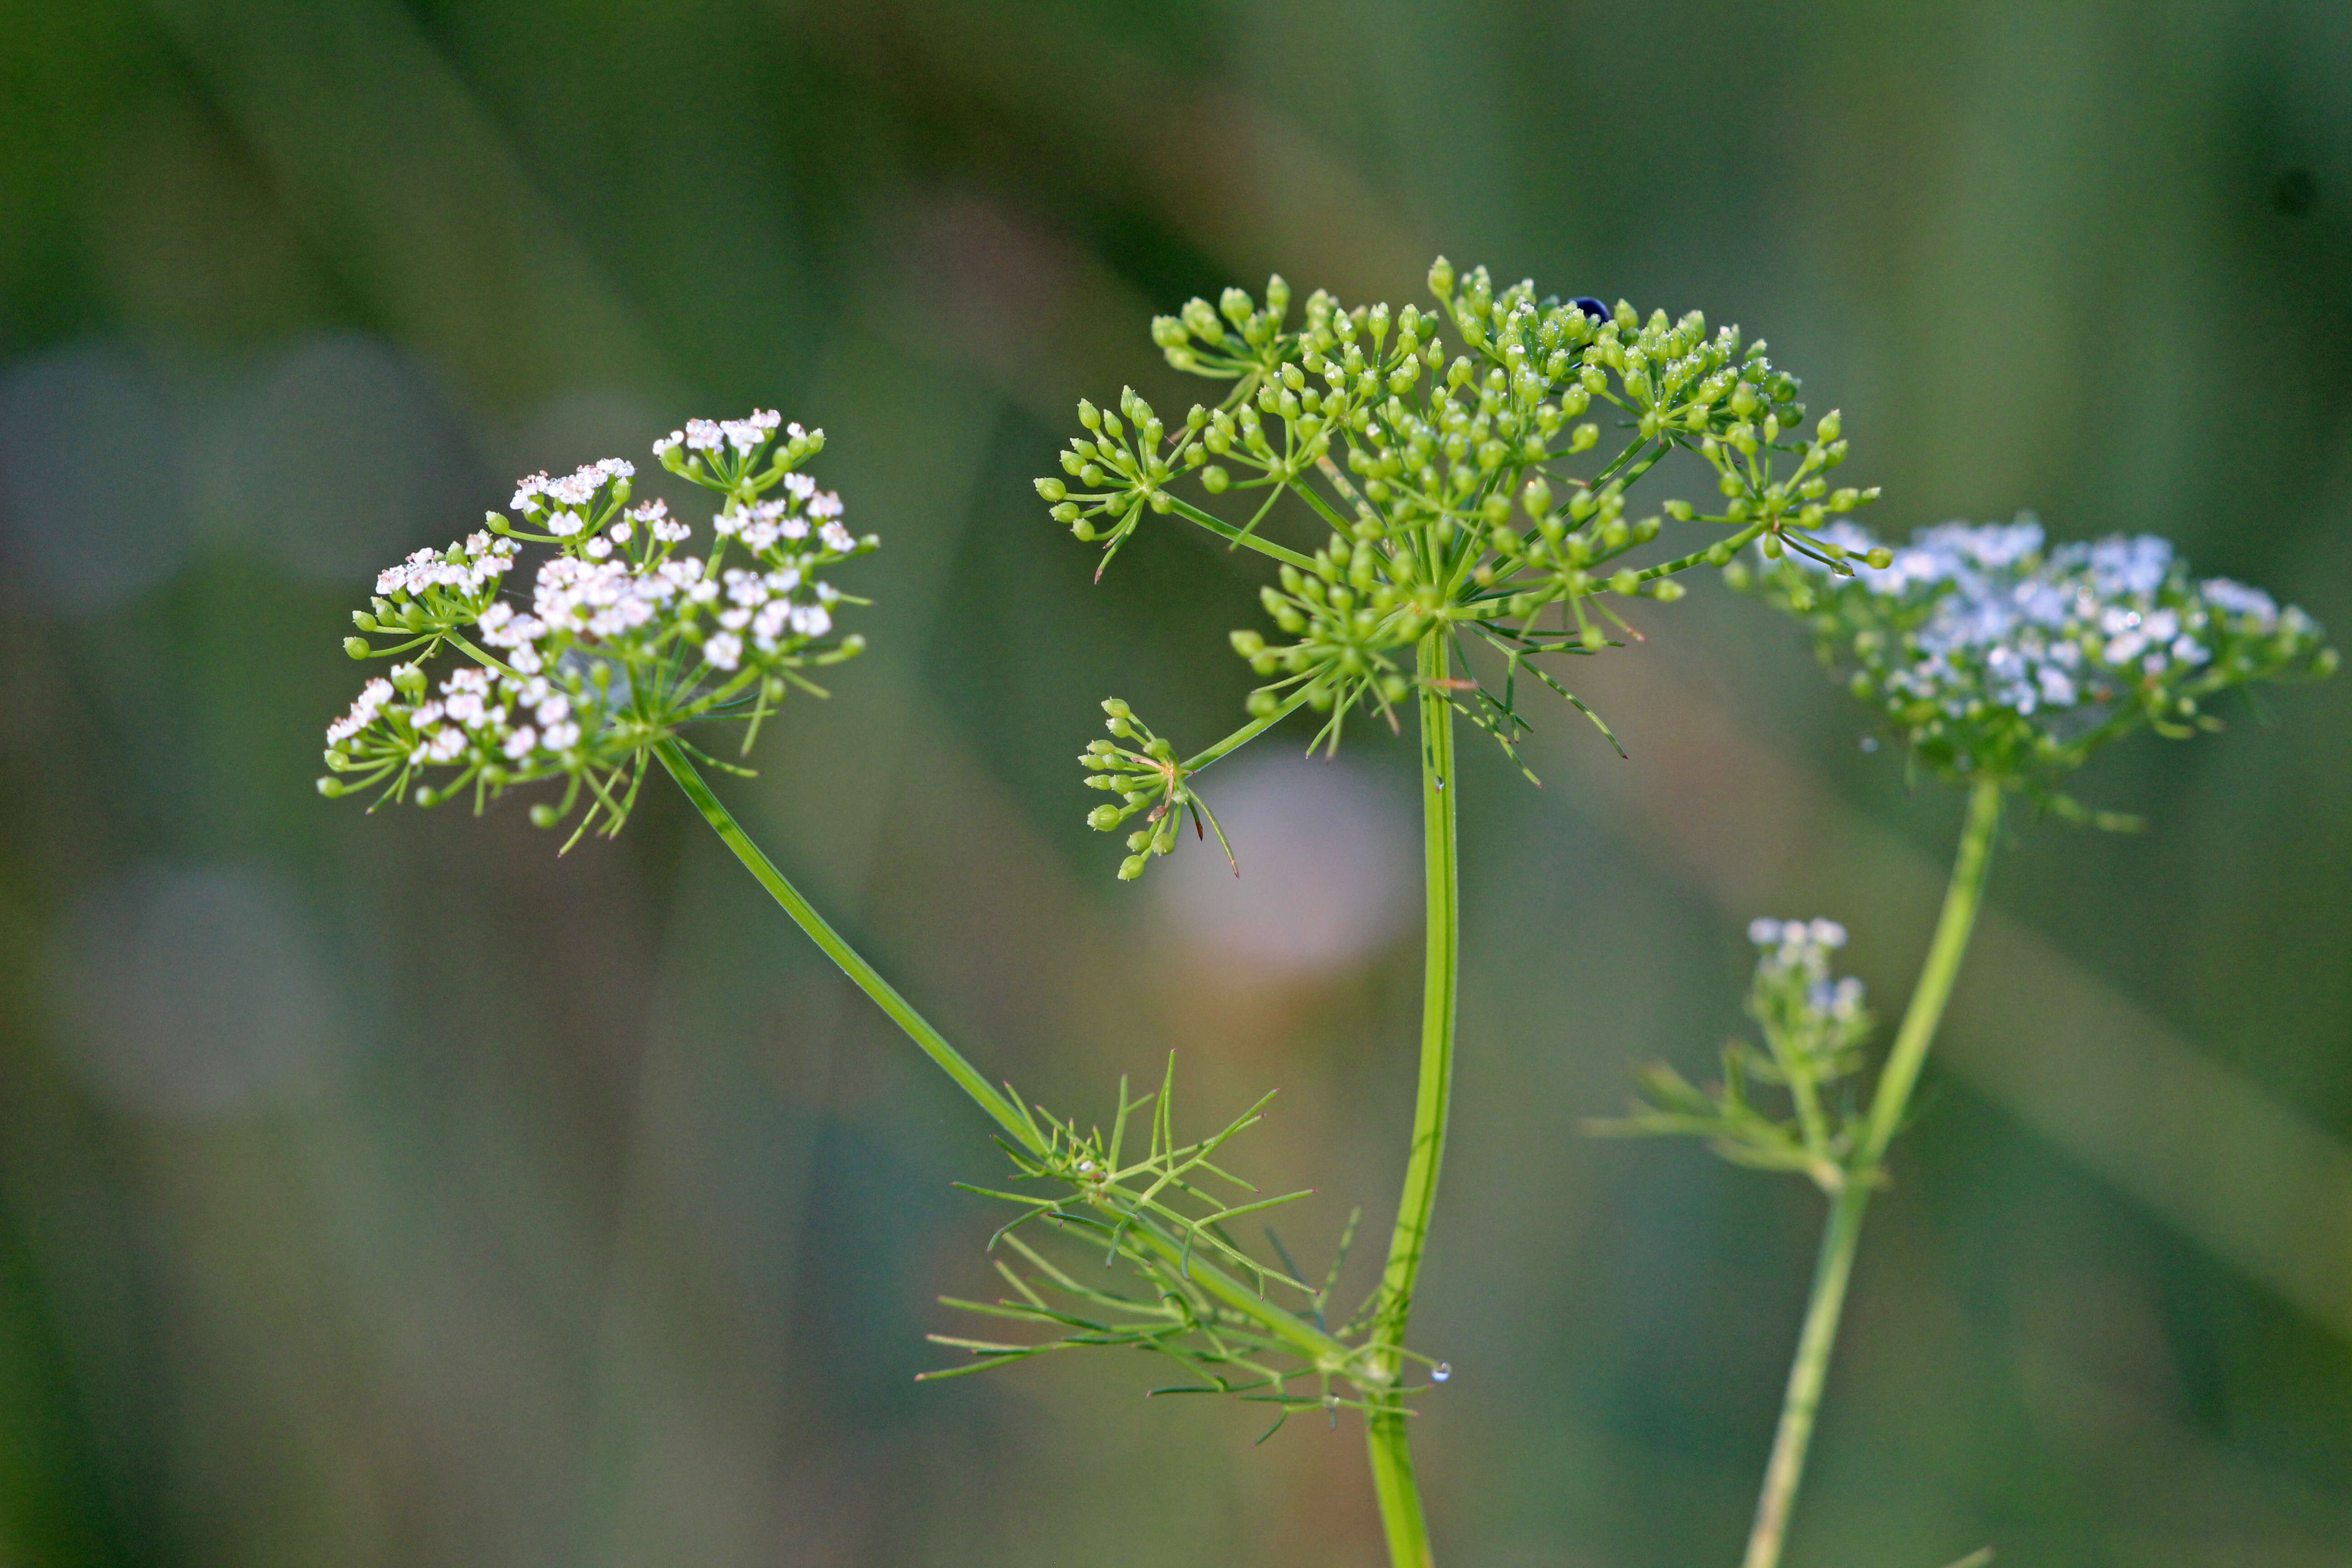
1592,915 -> 1876,1192
1745,917 -> 1870,1088
1729,515 -> 2337,789
1234,535 -> 1424,732
1041,259 -> 1872,789
322,412 -> 876,842
1077,699 -> 1232,881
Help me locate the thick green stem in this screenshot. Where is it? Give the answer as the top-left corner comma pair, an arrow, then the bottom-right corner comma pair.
1365,631 -> 1459,1568
651,739 -> 1356,1369
1740,779 -> 2003,1568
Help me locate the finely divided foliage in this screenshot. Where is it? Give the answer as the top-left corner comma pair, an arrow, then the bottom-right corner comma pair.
1041,259 -> 1881,876
320,413 -> 875,843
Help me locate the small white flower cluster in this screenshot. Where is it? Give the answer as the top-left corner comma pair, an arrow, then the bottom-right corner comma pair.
1741,514 -> 2332,783
373,531 -> 516,600
654,408 -> 804,458
325,411 -> 868,834
1748,916 -> 1864,1024
531,553 -> 715,642
328,676 -> 395,745
707,567 -> 842,668
324,658 -> 601,784
510,458 -> 636,540
406,662 -> 588,769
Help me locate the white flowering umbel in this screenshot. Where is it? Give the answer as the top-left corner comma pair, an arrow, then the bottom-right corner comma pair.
1039,260 -> 1878,879
318,413 -> 876,843
1593,920 -> 1873,1194
1728,514 -> 2335,805
308,406 -> 1377,1539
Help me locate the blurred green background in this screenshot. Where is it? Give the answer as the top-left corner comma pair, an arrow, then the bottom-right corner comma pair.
1,2 -> 2348,1564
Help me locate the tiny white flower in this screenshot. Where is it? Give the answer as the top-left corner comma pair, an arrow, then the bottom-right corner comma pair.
705,631 -> 743,671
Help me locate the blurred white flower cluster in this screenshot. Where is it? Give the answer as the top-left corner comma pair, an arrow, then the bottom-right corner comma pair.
1731,514 -> 2334,790
320,412 -> 875,841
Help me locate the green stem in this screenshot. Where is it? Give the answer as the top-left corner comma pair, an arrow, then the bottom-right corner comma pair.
1365,630 -> 1459,1568
1740,778 -> 2003,1568
652,739 -> 1032,1145
1165,495 -> 1319,571
651,738 -> 1356,1369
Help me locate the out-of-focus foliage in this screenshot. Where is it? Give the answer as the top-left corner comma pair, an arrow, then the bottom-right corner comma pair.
0,3 -> 2349,1566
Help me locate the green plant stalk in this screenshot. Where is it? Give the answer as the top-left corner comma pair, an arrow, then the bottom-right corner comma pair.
1740,778 -> 2004,1568
650,739 -> 1355,1368
1365,630 -> 1460,1568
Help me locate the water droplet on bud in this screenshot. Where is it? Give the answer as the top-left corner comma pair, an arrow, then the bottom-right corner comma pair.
1431,1362 -> 1451,1382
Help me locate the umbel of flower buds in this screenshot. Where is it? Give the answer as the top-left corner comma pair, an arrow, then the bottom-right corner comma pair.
1043,259 -> 1883,874
1728,514 -> 2336,796
319,412 -> 878,845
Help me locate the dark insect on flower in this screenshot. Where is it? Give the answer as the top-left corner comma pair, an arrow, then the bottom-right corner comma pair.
1571,296 -> 1610,323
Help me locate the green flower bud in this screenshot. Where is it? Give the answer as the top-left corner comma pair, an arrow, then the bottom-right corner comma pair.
344,637 -> 371,660
1088,805 -> 1122,831
1051,502 -> 1080,524
1522,477 -> 1553,518
1230,628 -> 1266,658
316,777 -> 345,797
1181,297 -> 1225,345
1265,274 -> 1290,317
1866,548 -> 1894,570
1818,409 -> 1842,441
1649,579 -> 1688,602
1118,855 -> 1149,881
1664,498 -> 1694,522
1611,569 -> 1640,595
1078,399 -> 1101,430
1102,698 -> 1132,720
1428,255 -> 1455,297
1035,477 -> 1067,503
1201,465 -> 1230,494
